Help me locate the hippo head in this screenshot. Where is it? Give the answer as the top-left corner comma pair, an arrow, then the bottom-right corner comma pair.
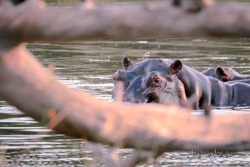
215,67 -> 250,82
215,67 -> 234,82
112,57 -> 186,105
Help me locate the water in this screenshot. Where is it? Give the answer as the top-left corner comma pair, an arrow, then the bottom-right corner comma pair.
1,38 -> 250,166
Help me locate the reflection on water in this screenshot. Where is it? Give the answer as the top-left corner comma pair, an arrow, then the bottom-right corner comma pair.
1,38 -> 250,166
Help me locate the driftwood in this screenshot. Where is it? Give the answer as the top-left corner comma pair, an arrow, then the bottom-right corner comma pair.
2,0 -> 250,166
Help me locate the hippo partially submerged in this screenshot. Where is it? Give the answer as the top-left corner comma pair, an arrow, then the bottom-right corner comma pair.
208,77 -> 250,107
112,57 -> 211,108
203,67 -> 250,106
202,67 -> 250,82
112,57 -> 250,108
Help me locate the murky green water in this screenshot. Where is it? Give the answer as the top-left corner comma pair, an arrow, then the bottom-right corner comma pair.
1,38 -> 250,166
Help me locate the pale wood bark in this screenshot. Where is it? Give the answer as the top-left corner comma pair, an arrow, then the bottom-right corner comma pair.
1,0 -> 250,48
1,44 -> 250,154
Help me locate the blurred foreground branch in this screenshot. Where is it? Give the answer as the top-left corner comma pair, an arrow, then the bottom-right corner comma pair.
1,0 -> 250,49
1,43 -> 250,155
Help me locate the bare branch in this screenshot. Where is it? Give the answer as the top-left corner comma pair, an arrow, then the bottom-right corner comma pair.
1,0 -> 250,47
1,44 -> 250,154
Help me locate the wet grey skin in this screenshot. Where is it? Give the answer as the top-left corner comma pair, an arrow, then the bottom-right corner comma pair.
112,57 -> 211,109
208,77 -> 250,107
202,67 -> 250,82
227,79 -> 250,85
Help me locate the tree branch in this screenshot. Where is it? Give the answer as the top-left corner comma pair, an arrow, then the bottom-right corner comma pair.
1,0 -> 250,47
1,44 -> 250,154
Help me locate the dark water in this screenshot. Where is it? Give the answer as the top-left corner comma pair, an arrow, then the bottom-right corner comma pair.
1,38 -> 250,166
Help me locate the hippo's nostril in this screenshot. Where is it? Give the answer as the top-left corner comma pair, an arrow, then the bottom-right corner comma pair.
123,94 -> 143,103
146,93 -> 159,103
134,99 -> 139,103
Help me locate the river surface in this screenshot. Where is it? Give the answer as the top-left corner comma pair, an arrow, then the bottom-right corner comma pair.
1,38 -> 250,166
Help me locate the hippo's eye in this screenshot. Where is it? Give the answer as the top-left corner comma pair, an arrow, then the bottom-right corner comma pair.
154,78 -> 160,83
152,76 -> 162,87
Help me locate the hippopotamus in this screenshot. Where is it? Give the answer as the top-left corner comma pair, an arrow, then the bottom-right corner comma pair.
227,79 -> 250,85
208,77 -> 250,107
202,67 -> 250,82
112,57 -> 211,109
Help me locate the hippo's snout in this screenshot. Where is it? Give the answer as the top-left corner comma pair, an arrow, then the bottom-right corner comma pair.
123,93 -> 146,103
146,92 -> 160,103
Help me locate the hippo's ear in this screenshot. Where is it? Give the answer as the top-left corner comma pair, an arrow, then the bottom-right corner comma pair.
170,60 -> 183,74
122,57 -> 133,70
216,67 -> 232,81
